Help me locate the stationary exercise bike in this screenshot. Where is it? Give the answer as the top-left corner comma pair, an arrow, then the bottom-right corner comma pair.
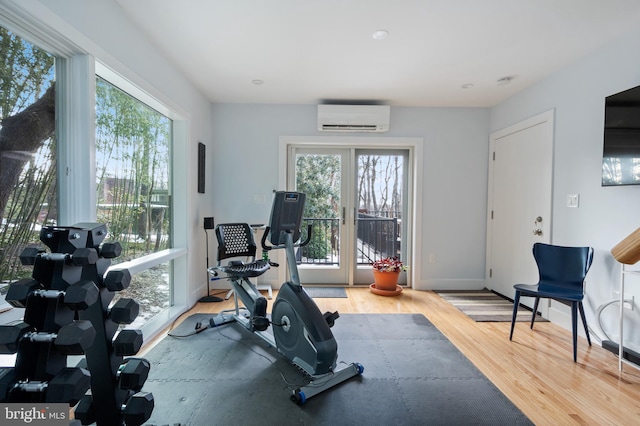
207,191 -> 363,404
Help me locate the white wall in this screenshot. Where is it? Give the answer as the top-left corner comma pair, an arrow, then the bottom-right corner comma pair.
491,24 -> 640,351
210,104 -> 491,289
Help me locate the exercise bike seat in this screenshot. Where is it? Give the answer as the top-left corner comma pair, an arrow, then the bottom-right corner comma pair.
219,259 -> 269,278
214,223 -> 270,278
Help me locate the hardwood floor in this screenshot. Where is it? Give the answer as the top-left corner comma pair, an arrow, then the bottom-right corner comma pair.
144,288 -> 640,425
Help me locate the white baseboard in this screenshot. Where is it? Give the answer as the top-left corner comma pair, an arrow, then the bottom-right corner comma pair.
547,303 -> 588,338
413,279 -> 486,291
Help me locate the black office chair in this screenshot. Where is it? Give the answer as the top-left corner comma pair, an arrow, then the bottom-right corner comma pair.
509,242 -> 594,362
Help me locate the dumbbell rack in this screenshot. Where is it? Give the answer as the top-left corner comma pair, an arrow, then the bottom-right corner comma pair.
0,223 -> 154,425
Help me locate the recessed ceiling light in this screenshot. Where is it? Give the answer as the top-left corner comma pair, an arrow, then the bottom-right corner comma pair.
372,29 -> 389,40
461,83 -> 474,89
496,76 -> 514,86
252,79 -> 264,85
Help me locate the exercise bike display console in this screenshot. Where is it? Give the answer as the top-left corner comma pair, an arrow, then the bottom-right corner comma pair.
208,191 -> 363,404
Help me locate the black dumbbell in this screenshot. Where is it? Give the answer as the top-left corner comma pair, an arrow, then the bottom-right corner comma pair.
5,279 -> 99,310
73,394 -> 95,424
76,390 -> 154,426
104,269 -> 132,291
46,367 -> 91,404
0,366 -> 90,405
110,298 -> 140,324
19,246 -> 99,266
122,391 -> 154,426
5,279 -> 42,308
117,358 -> 150,391
113,329 -> 143,356
99,242 -> 122,259
0,366 -> 17,401
0,320 -> 96,355
64,281 -> 101,310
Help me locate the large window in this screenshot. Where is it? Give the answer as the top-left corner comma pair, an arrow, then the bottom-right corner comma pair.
95,77 -> 172,326
0,26 -> 56,284
0,21 -> 182,334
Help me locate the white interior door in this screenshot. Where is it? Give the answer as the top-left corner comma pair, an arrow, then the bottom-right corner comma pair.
486,111 -> 554,315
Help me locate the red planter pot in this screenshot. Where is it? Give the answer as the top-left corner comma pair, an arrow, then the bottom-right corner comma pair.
372,270 -> 400,291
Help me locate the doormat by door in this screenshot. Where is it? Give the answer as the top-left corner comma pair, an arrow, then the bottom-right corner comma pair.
304,286 -> 347,298
436,289 -> 548,322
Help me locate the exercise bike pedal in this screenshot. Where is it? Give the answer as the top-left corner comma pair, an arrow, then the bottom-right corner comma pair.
323,311 -> 340,328
252,316 -> 270,331
250,296 -> 269,331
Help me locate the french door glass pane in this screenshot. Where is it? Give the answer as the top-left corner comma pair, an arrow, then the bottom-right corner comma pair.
295,153 -> 341,265
95,77 -> 172,324
0,27 -> 56,283
356,153 -> 404,265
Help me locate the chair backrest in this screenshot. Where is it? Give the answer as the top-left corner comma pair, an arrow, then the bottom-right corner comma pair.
533,243 -> 594,292
215,223 -> 256,263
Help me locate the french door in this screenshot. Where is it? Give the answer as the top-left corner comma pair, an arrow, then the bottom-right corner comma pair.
289,147 -> 408,286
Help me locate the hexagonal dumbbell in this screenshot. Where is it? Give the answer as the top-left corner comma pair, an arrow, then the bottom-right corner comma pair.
64,280 -> 100,310
113,329 -> 143,356
1,367 -> 90,405
5,279 -> 42,308
0,320 -> 96,355
104,268 -> 132,292
109,298 -> 140,324
99,242 -> 122,259
0,367 -> 17,401
73,394 -> 95,424
45,367 -> 91,405
18,247 -> 45,265
53,321 -> 97,354
117,358 -> 151,391
19,246 -> 99,266
122,391 -> 154,426
5,279 -> 99,311
0,321 -> 32,354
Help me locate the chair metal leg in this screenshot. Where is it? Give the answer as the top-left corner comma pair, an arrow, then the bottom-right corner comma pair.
530,297 -> 540,329
510,291 -> 521,340
571,301 -> 579,362
578,301 -> 591,346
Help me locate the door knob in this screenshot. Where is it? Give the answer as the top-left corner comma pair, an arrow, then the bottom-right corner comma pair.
533,229 -> 543,236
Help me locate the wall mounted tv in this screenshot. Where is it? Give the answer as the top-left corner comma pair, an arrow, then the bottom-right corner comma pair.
602,85 -> 640,186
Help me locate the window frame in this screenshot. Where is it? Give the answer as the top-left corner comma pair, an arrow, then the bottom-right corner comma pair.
0,7 -> 190,340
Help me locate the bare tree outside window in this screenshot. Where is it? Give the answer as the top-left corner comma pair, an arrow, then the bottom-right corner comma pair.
357,153 -> 404,263
294,152 -> 404,265
0,27 -> 56,283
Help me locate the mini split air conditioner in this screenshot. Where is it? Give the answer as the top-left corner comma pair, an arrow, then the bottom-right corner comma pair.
317,104 -> 390,133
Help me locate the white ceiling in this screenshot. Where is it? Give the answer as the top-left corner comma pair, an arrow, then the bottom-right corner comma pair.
116,0 -> 640,107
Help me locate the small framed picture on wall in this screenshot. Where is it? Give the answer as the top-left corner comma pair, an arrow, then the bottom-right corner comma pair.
198,142 -> 206,194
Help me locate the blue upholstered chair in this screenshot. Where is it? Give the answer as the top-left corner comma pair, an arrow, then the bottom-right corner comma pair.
509,243 -> 594,362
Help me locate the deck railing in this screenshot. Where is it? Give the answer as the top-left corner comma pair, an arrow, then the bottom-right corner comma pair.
298,214 -> 400,265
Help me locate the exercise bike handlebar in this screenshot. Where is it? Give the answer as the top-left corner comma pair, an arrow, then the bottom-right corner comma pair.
261,224 -> 313,252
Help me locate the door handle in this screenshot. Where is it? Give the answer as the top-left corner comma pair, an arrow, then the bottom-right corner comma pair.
533,229 -> 543,236
342,207 -> 346,225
